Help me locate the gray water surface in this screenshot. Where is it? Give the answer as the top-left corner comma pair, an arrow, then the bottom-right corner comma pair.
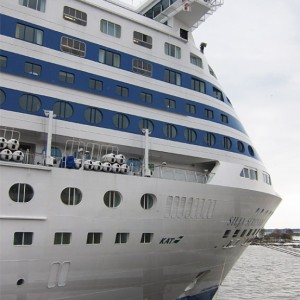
214,245 -> 300,300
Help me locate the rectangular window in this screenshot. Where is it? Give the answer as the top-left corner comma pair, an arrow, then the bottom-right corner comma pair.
63,6 -> 87,26
115,232 -> 129,244
204,109 -> 214,119
246,229 -> 253,237
164,69 -> 181,86
15,23 -> 43,45
61,36 -> 86,57
209,65 -> 216,78
116,86 -> 129,97
132,59 -> 152,77
0,56 -> 8,68
192,78 -> 205,93
190,54 -> 202,68
59,71 -> 75,84
25,62 -> 41,76
164,98 -> 176,109
164,42 -> 181,59
100,19 -> 121,38
263,172 -> 272,185
99,49 -> 120,68
89,78 -> 103,91
250,169 -> 258,180
233,230 -> 240,238
180,28 -> 188,40
240,229 -> 247,237
222,230 -> 231,238
19,0 -> 46,12
186,103 -> 196,114
86,232 -> 102,244
221,114 -> 228,123
54,232 -> 71,245
140,233 -> 153,244
213,87 -> 224,101
14,232 -> 33,245
133,31 -> 152,49
140,92 -> 152,103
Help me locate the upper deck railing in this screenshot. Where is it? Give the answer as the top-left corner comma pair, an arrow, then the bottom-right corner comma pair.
138,0 -> 223,30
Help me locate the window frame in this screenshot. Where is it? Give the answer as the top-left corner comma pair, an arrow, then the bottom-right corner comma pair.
133,31 -> 152,49
86,232 -> 102,244
184,128 -> 197,143
60,187 -> 82,206
84,107 -> 103,124
60,36 -> 86,57
54,232 -> 72,245
18,0 -> 46,12
98,49 -> 120,68
191,78 -> 206,93
140,92 -> 152,104
14,232 -> 33,245
19,94 -> 41,112
53,100 -> 73,119
100,19 -> 121,38
164,42 -> 181,59
63,6 -> 87,26
164,98 -> 176,109
89,78 -> 103,91
115,232 -> 129,244
9,183 -> 34,203
58,71 -> 75,84
164,69 -> 181,86
190,53 -> 203,68
163,124 -> 177,139
15,23 -> 43,45
113,113 -> 129,129
132,59 -> 152,77
140,233 -> 153,244
103,190 -> 122,208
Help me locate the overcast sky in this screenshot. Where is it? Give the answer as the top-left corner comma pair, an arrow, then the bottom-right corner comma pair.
192,0 -> 300,229
123,0 -> 299,228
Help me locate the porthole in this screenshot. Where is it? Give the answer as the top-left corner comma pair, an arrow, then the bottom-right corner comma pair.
19,94 -> 41,112
17,279 -> 25,286
223,137 -> 232,150
204,132 -> 215,146
53,101 -> 73,119
139,119 -> 154,133
140,193 -> 156,210
61,187 -> 82,205
184,128 -> 197,143
163,124 -> 177,139
237,141 -> 245,153
84,107 -> 102,124
113,113 -> 129,129
248,145 -> 255,156
103,190 -> 122,208
0,89 -> 6,105
9,183 -> 34,203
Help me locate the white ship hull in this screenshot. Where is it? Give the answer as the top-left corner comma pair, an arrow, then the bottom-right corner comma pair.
0,0 -> 281,299
0,162 -> 280,300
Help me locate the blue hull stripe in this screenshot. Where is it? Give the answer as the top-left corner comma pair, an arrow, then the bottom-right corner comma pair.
178,286 -> 218,300
0,86 -> 259,159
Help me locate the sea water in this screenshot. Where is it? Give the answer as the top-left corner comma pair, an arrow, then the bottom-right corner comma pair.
214,245 -> 300,300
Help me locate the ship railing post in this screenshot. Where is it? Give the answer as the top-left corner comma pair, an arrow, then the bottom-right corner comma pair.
44,110 -> 56,166
142,128 -> 152,177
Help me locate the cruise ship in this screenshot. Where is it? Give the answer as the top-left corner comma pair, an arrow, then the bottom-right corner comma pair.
0,0 -> 281,299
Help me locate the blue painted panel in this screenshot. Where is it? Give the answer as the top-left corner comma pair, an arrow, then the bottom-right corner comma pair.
0,87 -> 259,159
0,50 -> 246,134
0,13 -> 233,105
178,286 -> 218,300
